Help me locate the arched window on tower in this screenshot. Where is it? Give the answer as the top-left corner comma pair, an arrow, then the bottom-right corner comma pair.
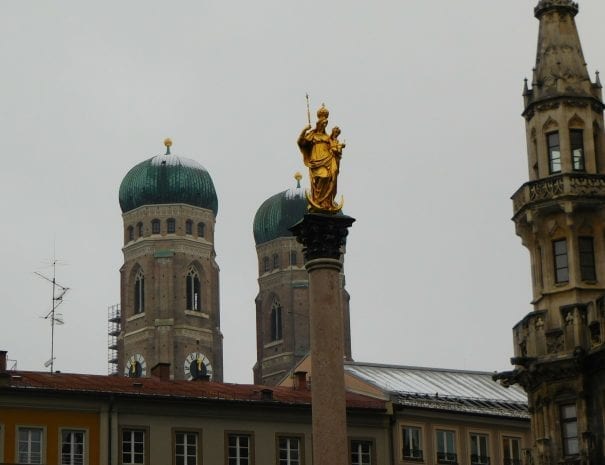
186,267 -> 201,311
290,251 -> 297,267
263,256 -> 270,273
167,218 -> 176,234
134,269 -> 145,314
197,222 -> 205,238
126,226 -> 134,243
137,222 -> 143,238
273,253 -> 280,270
186,219 -> 193,235
270,297 -> 283,341
151,219 -> 160,235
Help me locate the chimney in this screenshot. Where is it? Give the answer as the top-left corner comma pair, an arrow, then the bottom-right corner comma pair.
0,351 -> 10,387
151,363 -> 171,381
0,351 -> 7,373
293,371 -> 308,390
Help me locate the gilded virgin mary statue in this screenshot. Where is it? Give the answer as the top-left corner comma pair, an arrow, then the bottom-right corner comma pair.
297,104 -> 345,213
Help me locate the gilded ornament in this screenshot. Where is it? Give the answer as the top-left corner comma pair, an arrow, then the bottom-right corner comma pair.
297,103 -> 345,213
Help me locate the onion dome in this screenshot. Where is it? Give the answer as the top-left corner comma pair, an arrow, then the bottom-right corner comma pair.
253,173 -> 307,245
119,139 -> 218,214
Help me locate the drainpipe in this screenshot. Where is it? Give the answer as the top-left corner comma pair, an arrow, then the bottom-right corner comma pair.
108,395 -> 115,465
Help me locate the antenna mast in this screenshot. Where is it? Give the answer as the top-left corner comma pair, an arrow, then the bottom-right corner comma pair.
35,259 -> 69,374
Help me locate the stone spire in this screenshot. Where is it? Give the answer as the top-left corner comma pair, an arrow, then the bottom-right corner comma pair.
525,0 -> 601,110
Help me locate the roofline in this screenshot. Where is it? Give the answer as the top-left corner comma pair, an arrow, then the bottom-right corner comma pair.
344,360 -> 500,376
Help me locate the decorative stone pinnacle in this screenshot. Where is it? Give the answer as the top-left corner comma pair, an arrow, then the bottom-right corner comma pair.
534,0 -> 579,18
164,137 -> 172,155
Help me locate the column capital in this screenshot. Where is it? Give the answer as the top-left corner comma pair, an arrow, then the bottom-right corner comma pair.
290,213 -> 355,262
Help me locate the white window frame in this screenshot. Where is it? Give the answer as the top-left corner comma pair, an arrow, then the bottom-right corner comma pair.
121,428 -> 146,465
401,424 -> 424,460
59,428 -> 87,465
226,432 -> 253,465
469,432 -> 489,465
277,435 -> 303,465
16,426 -> 45,465
174,431 -> 199,465
434,429 -> 457,464
350,439 -> 373,465
500,434 -> 523,465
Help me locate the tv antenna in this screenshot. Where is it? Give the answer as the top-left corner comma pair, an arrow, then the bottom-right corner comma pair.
35,259 -> 69,374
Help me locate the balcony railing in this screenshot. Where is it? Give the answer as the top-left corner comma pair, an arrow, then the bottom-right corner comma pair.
471,454 -> 490,465
437,452 -> 457,464
403,448 -> 424,460
511,173 -> 605,217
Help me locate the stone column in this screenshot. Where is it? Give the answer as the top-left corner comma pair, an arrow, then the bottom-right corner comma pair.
291,212 -> 355,465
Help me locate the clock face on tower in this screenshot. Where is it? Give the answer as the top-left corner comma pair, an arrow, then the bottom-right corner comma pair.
125,354 -> 147,378
184,352 -> 213,381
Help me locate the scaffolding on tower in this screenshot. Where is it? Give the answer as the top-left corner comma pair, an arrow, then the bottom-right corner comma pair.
107,304 -> 121,375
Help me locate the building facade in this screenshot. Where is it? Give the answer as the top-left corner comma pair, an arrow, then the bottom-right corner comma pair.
252,174 -> 352,385
497,1 -> 605,464
117,140 -> 223,382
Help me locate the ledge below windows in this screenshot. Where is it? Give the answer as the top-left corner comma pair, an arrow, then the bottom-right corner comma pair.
185,310 -> 209,319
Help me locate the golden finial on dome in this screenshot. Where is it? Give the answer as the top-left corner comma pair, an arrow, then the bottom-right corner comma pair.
294,171 -> 303,188
164,138 -> 172,155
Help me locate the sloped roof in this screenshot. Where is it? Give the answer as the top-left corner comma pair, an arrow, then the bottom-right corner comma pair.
344,362 -> 528,419
2,371 -> 384,411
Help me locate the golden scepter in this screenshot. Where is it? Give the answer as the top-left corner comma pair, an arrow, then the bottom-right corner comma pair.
305,93 -> 311,126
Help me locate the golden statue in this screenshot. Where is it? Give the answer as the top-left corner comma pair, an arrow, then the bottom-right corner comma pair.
297,103 -> 345,213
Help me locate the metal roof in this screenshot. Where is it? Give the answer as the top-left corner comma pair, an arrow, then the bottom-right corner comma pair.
344,361 -> 528,419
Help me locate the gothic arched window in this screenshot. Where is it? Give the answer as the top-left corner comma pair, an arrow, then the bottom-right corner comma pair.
134,269 -> 145,314
151,219 -> 160,234
167,218 -> 176,234
186,267 -> 201,311
270,297 -> 282,341
197,222 -> 205,238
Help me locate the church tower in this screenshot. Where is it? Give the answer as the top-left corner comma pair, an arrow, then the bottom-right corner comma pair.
252,174 -> 352,385
117,139 -> 223,382
499,2 -> 605,463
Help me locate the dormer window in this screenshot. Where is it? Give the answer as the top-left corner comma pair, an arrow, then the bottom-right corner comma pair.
570,129 -> 585,171
547,132 -> 561,174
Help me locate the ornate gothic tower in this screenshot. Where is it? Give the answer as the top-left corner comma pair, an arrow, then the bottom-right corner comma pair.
252,174 -> 352,385
117,140 -> 223,382
498,2 -> 605,464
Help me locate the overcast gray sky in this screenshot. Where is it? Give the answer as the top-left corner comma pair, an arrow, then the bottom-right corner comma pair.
2,1 -> 605,383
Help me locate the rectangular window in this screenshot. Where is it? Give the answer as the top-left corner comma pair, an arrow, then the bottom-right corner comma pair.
561,404 -> 579,456
436,430 -> 457,464
18,427 -> 43,464
547,132 -> 561,174
553,239 -> 569,283
570,129 -> 585,171
122,429 -> 145,464
277,436 -> 301,465
402,426 -> 423,460
61,430 -> 85,465
502,437 -> 521,465
350,440 -> 372,465
470,433 -> 489,465
227,433 -> 252,465
579,237 -> 596,281
175,432 -> 198,465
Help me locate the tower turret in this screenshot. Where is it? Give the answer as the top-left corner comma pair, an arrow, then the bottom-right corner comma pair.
117,140 -> 223,382
499,2 -> 605,464
252,174 -> 352,385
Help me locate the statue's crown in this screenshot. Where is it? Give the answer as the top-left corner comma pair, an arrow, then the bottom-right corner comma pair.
317,104 -> 329,120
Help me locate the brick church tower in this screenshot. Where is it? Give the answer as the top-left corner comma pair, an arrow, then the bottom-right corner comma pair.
252,174 -> 352,385
117,139 -> 223,381
497,2 -> 605,463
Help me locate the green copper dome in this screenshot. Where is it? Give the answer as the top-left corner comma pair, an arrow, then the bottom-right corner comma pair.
119,150 -> 218,214
253,182 -> 307,245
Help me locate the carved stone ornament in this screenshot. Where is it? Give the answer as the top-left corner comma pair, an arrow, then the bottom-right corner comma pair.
546,332 -> 564,353
289,213 -> 355,262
